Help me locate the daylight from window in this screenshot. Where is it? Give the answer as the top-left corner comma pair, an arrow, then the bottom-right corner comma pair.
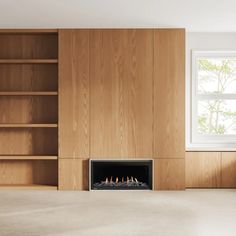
196,57 -> 236,136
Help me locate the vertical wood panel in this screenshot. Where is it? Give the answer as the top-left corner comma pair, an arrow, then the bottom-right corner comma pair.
186,152 -> 221,188
59,159 -> 89,190
59,30 -> 89,158
154,159 -> 185,190
222,152 -> 236,188
90,30 -> 117,157
154,29 -> 185,158
90,29 -> 153,158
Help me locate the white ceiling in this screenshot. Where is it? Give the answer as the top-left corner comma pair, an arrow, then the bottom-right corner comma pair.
0,0 -> 236,32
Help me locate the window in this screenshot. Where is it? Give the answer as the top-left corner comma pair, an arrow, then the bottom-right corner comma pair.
190,51 -> 236,149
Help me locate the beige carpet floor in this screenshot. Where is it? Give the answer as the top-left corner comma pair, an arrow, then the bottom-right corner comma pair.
0,190 -> 235,236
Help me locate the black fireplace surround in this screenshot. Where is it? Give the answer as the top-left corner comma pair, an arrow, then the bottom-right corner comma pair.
90,160 -> 153,190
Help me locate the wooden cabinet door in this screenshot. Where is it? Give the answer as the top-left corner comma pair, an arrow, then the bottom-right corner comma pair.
59,30 -> 90,159
90,29 -> 153,158
186,152 -> 221,188
221,152 -> 236,188
153,29 -> 185,159
59,159 -> 89,190
154,159 -> 185,190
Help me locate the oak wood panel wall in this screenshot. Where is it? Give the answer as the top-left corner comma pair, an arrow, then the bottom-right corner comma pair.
153,29 -> 185,159
90,29 -> 153,158
153,29 -> 185,190
59,29 -> 185,190
59,30 -> 90,158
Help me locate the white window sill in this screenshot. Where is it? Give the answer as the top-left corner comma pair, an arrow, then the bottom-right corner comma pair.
186,146 -> 236,152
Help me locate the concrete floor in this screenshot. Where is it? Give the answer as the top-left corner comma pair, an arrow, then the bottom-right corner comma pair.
0,190 -> 235,236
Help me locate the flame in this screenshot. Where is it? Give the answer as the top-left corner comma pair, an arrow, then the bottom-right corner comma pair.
103,176 -> 139,184
105,177 -> 108,184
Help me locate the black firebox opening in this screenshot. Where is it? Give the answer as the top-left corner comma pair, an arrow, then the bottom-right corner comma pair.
90,160 -> 153,190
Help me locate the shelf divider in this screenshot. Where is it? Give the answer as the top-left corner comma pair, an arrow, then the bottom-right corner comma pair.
0,155 -> 58,160
0,124 -> 58,128
0,29 -> 58,34
0,59 -> 58,64
0,91 -> 58,96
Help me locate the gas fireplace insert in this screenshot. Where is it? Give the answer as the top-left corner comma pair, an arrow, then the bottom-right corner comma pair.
90,160 -> 153,190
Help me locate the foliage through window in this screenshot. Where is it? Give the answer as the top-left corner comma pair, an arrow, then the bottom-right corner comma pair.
191,51 -> 236,148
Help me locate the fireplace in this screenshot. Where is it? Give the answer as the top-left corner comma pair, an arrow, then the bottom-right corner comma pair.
90,160 -> 153,190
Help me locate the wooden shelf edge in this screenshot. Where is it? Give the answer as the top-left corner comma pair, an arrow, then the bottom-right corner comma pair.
0,92 -> 58,96
0,156 -> 58,160
0,29 -> 58,34
0,184 -> 58,190
0,59 -> 58,64
0,124 -> 58,128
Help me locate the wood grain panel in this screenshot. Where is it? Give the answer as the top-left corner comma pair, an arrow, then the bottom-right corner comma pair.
0,128 -> 58,155
90,29 -> 153,158
0,34 -> 58,59
59,159 -> 89,190
0,160 -> 57,185
222,152 -> 236,188
186,152 -> 221,188
154,158 -> 185,190
154,29 -> 185,158
59,30 -> 90,158
0,64 -> 58,91
0,96 -> 57,123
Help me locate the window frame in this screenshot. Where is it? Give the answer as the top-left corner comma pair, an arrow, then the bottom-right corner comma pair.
188,50 -> 236,150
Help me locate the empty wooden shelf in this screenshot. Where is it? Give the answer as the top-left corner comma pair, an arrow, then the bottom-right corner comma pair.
0,128 -> 58,155
0,33 -> 58,59
0,96 -> 58,124
0,64 -> 58,92
0,30 -> 59,189
0,160 -> 58,188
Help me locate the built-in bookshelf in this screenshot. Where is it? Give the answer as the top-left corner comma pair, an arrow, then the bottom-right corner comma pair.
0,30 -> 58,189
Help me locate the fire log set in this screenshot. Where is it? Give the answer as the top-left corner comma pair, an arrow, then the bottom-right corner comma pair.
93,176 -> 149,189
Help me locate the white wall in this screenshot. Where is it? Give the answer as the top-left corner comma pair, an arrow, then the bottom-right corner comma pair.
186,32 -> 236,150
